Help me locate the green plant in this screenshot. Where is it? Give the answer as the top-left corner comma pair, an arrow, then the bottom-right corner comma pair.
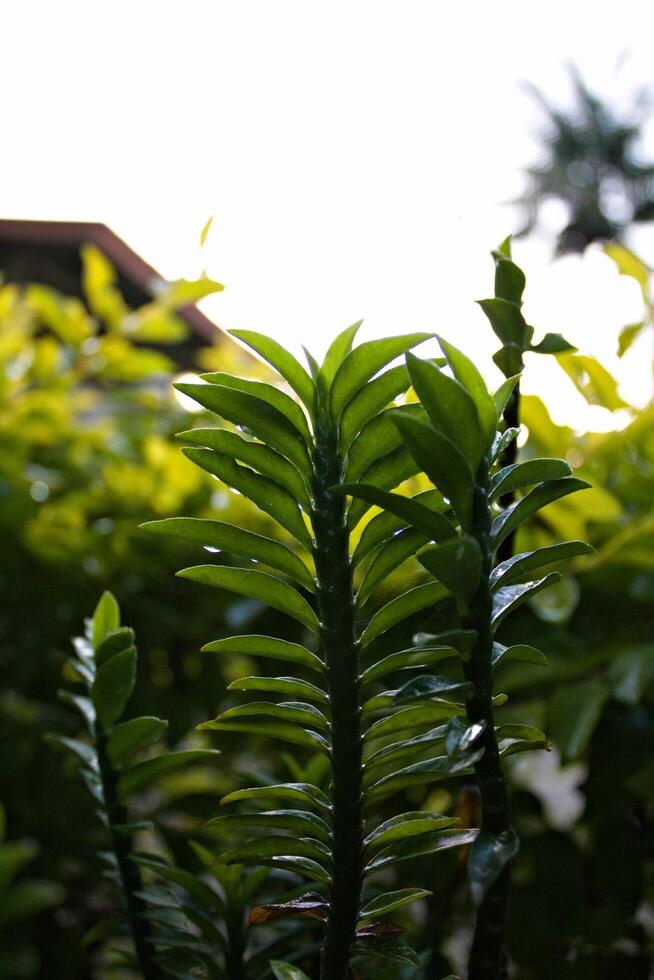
50,592 -> 221,978
144,328 -> 486,977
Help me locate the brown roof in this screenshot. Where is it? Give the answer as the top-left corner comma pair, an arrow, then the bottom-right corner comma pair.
0,219 -> 223,344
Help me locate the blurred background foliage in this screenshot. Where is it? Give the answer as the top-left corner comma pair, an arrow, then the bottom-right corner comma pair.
1,75 -> 654,973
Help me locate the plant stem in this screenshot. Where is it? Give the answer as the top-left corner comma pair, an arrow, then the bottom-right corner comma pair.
462,461 -> 511,980
96,735 -> 162,980
496,381 -> 521,565
312,418 -> 363,980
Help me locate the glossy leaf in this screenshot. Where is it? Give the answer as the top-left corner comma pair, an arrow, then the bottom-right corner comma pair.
142,517 -> 315,591
358,888 -> 432,921
198,717 -> 330,753
201,635 -> 323,673
364,812 -> 458,852
357,528 -> 428,604
493,374 -> 520,417
468,827 -> 519,906
491,426 -> 519,463
360,582 -> 449,647
364,704 -> 465,744
496,724 -> 549,756
229,329 -> 316,415
215,836 -> 330,867
418,536 -> 482,605
227,675 -> 328,704
347,447 -> 421,529
270,961 -> 312,980
367,748 -> 484,802
490,478 -> 591,551
489,458 -> 572,501
477,297 -> 529,348
220,782 -> 331,812
437,337 -> 497,449
339,364 -> 411,448
330,332 -> 432,419
344,485 -> 455,548
91,591 -> 120,649
346,410 -> 405,483
530,333 -> 576,355
183,449 -> 312,548
107,717 -> 168,767
364,725 -> 449,776
366,828 -> 477,870
207,809 -> 331,842
491,573 -> 561,631
492,643 -> 548,669
177,565 -> 319,632
177,427 -> 311,510
391,411 -> 474,529
361,646 -> 459,685
200,372 -> 312,444
490,540 -> 593,590
91,648 -> 136,732
94,628 -> 135,669
393,674 -> 474,705
320,320 -> 363,385
351,941 -> 421,966
406,351 -> 482,468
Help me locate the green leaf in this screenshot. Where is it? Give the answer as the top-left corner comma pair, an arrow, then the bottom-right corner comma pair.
201,635 -> 323,673
198,717 -> 330,753
557,354 -> 628,411
343,485 -> 455,546
490,478 -> 591,551
107,717 -> 168,766
46,734 -> 97,768
91,648 -> 136,731
491,574 -> 561,631
405,352 -> 482,469
92,591 -> 120,649
364,812 -> 458,852
142,517 -> 314,592
270,961 -> 312,980
358,528 -> 428,605
548,679 -> 610,760
174,383 -> 310,473
353,489 -> 448,564
492,643 -> 548,669
493,254 -> 525,305
224,852 -> 331,883
358,888 -> 432,921
331,332 -> 432,419
468,827 -> 519,906
393,675 -> 474,705
202,700 -> 329,732
177,565 -> 319,631
58,691 -> 96,731
493,374 -> 520,418
477,297 -> 530,348
215,836 -> 330,867
360,582 -> 449,648
133,855 -> 225,913
339,364 -> 411,449
182,450 -> 312,548
207,809 -> 330,841
94,628 -> 135,668
117,750 -> 220,801
437,337 -> 497,450
320,320 -> 363,385
490,540 -> 593,590
346,410 -> 407,483
229,330 -> 316,416
489,458 -> 572,501
496,724 -> 549,756
347,448 -> 422,529
220,782 -> 330,812
418,536 -> 482,605
366,748 -> 483,803
364,726 -> 449,777
177,427 -> 311,510
352,941 -> 421,966
361,646 -> 459,685
366,828 -> 477,869
391,411 -> 474,529
491,426 -> 519,463
617,321 -> 646,358
493,342 -> 524,378
200,372 -> 312,444
227,675 -> 328,704
529,332 -> 576,355
365,704 -> 464,744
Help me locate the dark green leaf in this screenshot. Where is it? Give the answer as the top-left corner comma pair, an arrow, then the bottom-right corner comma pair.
270,961 -> 312,980
94,628 -> 135,669
227,675 -> 328,703
406,352 -> 482,468
357,528 -> 428,604
202,700 -> 329,732
220,782 -> 331,812
107,717 -> 168,766
490,426 -> 519,463
491,573 -> 561,631
366,749 -> 483,802
364,726 -> 449,776
142,517 -> 314,592
548,679 -> 610,760
418,536 -> 482,605
364,704 -> 465,744
46,734 -> 97,768
496,724 -> 549,756
331,333 -> 432,419
391,411 -> 474,529
493,254 -> 525,305
366,828 -> 477,869
174,383 -> 310,474
360,582 -> 449,647
207,809 -> 330,841
339,364 -> 411,449
91,648 -> 136,731
198,718 -> 330,753
490,478 -> 591,551
351,941 -> 420,966
529,333 -> 576,354
477,297 -> 530,348
200,372 -> 312,443
489,458 -> 572,501
347,447 -> 421,529
437,337 -> 497,449
229,330 -> 316,416
177,565 -> 319,632
364,812 -> 458,851
177,427 -> 311,510
183,449 -> 313,548
58,691 -> 96,731
346,409 -> 407,483
343,485 -> 455,547
117,750 -> 220,802
201,635 -> 323,673
361,646 -> 459,685
358,888 -> 432,921
215,835 -> 330,867
393,675 -> 474,705
492,643 -> 548,669
468,827 -> 519,906
493,374 -> 520,418
490,540 -> 593,590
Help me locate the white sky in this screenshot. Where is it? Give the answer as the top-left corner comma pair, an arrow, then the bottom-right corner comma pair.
4,1 -> 654,429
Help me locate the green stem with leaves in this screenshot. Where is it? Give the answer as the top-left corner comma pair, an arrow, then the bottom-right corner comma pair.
312,414 -> 363,979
